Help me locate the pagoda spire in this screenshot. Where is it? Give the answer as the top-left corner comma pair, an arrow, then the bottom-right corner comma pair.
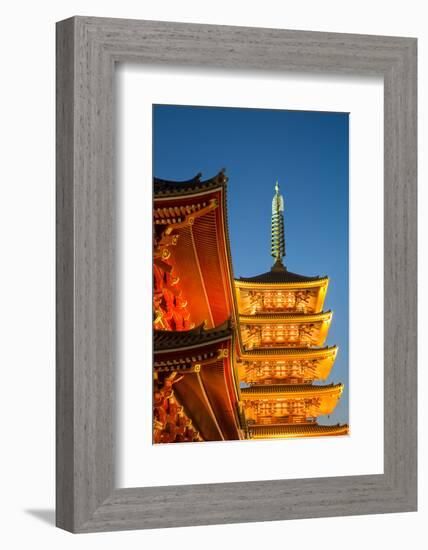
271,180 -> 286,270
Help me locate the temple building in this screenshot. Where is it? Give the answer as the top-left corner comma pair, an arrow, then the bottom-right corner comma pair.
153,171 -> 348,443
153,171 -> 244,443
235,182 -> 348,439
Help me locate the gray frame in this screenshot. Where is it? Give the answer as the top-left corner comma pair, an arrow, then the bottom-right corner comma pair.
56,16 -> 417,533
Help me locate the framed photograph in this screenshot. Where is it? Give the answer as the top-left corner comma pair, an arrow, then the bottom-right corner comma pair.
56,16 -> 417,532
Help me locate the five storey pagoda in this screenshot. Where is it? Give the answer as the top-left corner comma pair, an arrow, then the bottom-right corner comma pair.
234,182 -> 349,439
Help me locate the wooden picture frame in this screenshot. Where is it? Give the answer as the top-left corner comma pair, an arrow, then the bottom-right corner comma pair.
56,16 -> 417,533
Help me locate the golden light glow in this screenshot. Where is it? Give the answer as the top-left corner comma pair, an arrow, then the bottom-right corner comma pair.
234,278 -> 329,289
241,384 -> 344,424
239,312 -> 333,349
153,173 -> 348,442
236,286 -> 329,315
239,311 -> 332,324
233,227 -> 346,438
239,354 -> 337,384
248,424 -> 349,439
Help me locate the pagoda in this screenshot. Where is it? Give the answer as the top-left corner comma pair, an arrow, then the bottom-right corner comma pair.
152,171 -> 348,443
234,182 -> 349,439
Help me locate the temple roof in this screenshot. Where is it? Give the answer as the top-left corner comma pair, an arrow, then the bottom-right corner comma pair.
241,382 -> 343,396
154,319 -> 232,351
239,345 -> 337,358
248,423 -> 349,439
237,264 -> 327,285
155,328 -> 242,441
154,170 -> 228,197
239,311 -> 332,323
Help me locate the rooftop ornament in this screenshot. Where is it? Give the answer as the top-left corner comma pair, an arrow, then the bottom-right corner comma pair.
271,180 -> 286,271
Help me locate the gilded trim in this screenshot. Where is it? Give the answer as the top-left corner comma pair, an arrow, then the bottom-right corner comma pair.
239,345 -> 338,361
241,383 -> 344,399
234,278 -> 329,290
239,311 -> 332,324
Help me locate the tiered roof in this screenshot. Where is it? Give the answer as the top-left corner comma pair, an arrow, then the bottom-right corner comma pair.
233,181 -> 348,438
154,171 -> 227,197
154,320 -> 242,441
152,173 -> 348,442
239,311 -> 332,323
153,172 -> 243,442
241,382 -> 343,397
238,266 -> 327,285
249,423 -> 349,439
153,169 -> 234,330
154,320 -> 232,351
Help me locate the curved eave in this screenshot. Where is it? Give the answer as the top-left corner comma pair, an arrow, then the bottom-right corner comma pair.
241,383 -> 344,400
154,321 -> 233,354
239,345 -> 338,362
154,183 -> 235,329
154,184 -> 225,205
238,345 -> 337,381
248,423 -> 349,439
171,337 -> 244,441
154,335 -> 232,357
154,171 -> 227,199
239,311 -> 332,324
234,277 -> 329,290
152,170 -> 244,360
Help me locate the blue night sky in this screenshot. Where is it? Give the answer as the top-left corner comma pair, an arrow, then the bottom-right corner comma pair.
153,104 -> 349,426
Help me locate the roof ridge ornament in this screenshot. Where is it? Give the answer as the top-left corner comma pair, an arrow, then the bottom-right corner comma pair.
271,180 -> 286,270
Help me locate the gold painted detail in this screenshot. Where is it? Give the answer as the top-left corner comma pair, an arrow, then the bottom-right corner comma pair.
153,224 -> 191,331
239,311 -> 332,324
234,278 -> 329,289
239,345 -> 338,360
240,323 -> 329,349
153,372 -> 203,444
154,198 -> 219,233
155,352 -> 228,372
240,383 -> 344,424
240,356 -> 335,384
237,288 -> 319,315
241,383 -> 344,425
244,397 -> 322,424
217,348 -> 229,359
